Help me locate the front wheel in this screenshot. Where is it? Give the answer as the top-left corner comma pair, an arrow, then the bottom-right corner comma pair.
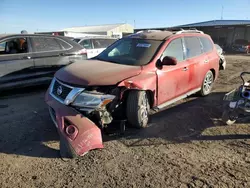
200,70 -> 214,96
126,90 -> 150,128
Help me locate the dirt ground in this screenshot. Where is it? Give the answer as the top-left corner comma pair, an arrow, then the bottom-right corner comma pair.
0,55 -> 250,188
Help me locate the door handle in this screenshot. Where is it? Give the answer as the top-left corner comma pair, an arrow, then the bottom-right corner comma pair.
204,59 -> 209,63
182,67 -> 188,71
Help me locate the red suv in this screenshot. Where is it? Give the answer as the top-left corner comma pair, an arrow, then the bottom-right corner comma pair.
45,29 -> 220,157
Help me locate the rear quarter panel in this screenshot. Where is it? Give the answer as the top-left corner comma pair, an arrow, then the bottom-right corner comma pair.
208,48 -> 220,80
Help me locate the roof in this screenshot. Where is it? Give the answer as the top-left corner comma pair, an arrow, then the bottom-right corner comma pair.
126,30 -> 173,40
0,34 -> 9,38
62,23 -> 127,33
175,20 -> 250,28
74,36 -> 117,39
0,34 -> 70,40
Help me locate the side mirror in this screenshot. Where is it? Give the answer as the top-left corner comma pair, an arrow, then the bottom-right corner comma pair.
162,56 -> 177,66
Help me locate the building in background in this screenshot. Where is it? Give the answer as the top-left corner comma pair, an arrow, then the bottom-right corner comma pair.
62,23 -> 134,38
36,23 -> 134,39
135,20 -> 250,51
34,31 -> 106,39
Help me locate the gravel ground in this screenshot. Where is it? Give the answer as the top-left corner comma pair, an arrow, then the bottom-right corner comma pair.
0,55 -> 250,188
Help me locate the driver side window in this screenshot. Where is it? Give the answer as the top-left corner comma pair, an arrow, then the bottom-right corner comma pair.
108,40 -> 131,57
0,37 -> 28,55
161,38 -> 184,62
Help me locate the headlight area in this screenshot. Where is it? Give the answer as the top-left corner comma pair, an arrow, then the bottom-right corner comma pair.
71,91 -> 119,128
71,92 -> 116,109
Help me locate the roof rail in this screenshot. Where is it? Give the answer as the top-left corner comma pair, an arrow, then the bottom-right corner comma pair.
175,28 -> 204,34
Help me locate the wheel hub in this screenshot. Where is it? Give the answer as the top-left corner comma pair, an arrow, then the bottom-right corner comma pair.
140,93 -> 149,124
204,73 -> 213,92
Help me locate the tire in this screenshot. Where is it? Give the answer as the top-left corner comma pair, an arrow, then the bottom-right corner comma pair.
200,70 -> 214,96
222,108 -> 236,125
126,90 -> 150,128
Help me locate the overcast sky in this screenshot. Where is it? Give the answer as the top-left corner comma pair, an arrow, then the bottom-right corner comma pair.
1,0 -> 250,33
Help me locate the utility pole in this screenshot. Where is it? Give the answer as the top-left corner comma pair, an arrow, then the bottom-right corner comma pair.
221,5 -> 224,20
134,20 -> 136,28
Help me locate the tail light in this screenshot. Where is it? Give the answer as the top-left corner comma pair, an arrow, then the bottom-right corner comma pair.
76,48 -> 87,55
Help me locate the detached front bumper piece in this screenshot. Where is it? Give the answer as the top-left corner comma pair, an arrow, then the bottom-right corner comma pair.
45,90 -> 104,158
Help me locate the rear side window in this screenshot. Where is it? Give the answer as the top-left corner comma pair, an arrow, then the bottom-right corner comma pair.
56,39 -> 72,50
162,38 -> 184,62
92,39 -> 116,49
80,39 -> 93,49
31,37 -> 62,52
200,37 -> 213,53
184,37 -> 202,58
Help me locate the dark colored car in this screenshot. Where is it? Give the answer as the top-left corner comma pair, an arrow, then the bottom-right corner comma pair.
0,34 -> 86,91
45,29 -> 220,158
231,39 -> 250,54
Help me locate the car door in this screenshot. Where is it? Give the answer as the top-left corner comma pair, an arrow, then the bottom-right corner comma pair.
0,36 -> 34,86
156,37 -> 190,105
183,36 -> 206,90
31,36 -> 69,69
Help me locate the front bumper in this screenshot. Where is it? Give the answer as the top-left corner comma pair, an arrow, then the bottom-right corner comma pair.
45,89 -> 103,157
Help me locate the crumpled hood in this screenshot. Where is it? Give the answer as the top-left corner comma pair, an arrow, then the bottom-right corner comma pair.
55,60 -> 142,86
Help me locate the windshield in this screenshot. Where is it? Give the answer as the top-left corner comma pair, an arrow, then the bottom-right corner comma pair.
73,38 -> 81,43
95,38 -> 162,66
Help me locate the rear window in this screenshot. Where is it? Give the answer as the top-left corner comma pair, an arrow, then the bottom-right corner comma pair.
184,36 -> 202,58
56,39 -> 72,50
32,37 -> 62,52
200,37 -> 213,53
215,44 -> 221,50
92,39 -> 117,48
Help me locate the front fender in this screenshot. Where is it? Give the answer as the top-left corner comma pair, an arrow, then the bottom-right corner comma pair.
118,72 -> 157,106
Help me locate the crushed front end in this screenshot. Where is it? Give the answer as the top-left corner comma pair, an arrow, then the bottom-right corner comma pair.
45,78 -> 125,158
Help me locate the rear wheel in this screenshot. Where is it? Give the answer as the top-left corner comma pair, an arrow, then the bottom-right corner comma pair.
200,70 -> 214,96
126,90 -> 150,128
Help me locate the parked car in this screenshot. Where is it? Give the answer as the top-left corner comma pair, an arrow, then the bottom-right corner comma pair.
231,39 -> 250,54
72,37 -> 117,59
45,29 -> 220,157
215,44 -> 226,70
0,34 -> 86,91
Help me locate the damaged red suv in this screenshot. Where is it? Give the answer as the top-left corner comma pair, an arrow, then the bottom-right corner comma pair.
45,29 -> 220,157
